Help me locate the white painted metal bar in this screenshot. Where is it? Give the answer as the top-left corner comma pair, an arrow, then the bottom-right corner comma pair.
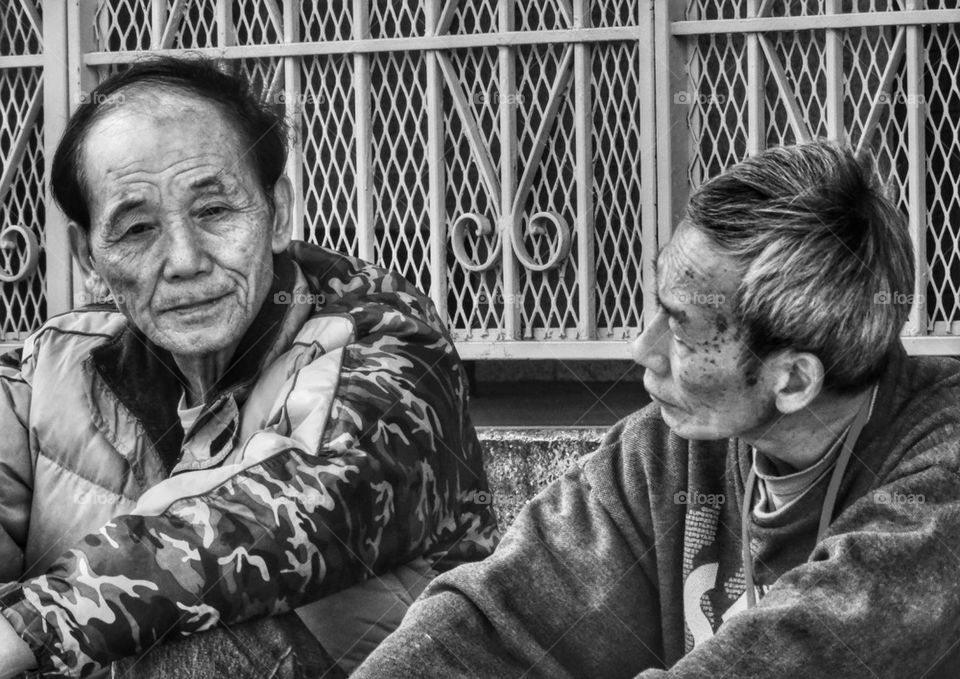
66,0 -> 101,307
672,9 -> 960,35
746,0 -> 765,155
556,0 -> 574,28
262,0 -> 284,37
649,0 -> 688,328
41,0 -> 72,316
83,26 -> 647,64
0,89 -> 42,204
572,0 -> 594,340
758,34 -> 812,143
20,0 -> 42,42
282,0 -> 304,242
436,0 -> 462,36
353,0 -> 375,262
499,0 -> 520,340
904,0 -> 927,336
150,0 -> 167,49
436,53 -> 503,211
425,0 -> 447,316
457,340 -> 633,359
855,28 -> 907,156
824,0 -> 844,141
0,55 -> 45,69
216,0 -> 234,48
456,336 -> 960,358
159,0 -> 188,49
509,45 -> 574,217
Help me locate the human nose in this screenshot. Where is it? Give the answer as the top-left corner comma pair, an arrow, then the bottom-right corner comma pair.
632,310 -> 670,375
161,220 -> 211,280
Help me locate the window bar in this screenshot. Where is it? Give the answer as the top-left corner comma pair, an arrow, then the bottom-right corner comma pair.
425,0 -> 448,317
573,0 -> 596,340
353,0 -> 375,262
283,0 -> 305,242
500,0 -> 520,339
905,0 -> 927,336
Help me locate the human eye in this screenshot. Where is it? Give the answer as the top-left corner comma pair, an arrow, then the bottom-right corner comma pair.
668,320 -> 694,352
195,203 -> 230,219
114,219 -> 154,240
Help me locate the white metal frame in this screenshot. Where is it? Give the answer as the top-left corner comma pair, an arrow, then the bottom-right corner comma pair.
0,1 -> 958,357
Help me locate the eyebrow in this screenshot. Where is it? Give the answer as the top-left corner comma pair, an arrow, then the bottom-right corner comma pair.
190,174 -> 229,192
651,247 -> 689,325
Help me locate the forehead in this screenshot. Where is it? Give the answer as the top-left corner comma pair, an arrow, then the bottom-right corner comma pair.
657,223 -> 739,294
80,89 -> 246,182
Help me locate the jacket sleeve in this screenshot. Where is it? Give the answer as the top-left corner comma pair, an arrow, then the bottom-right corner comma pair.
0,349 -> 32,583
353,451 -> 665,679
0,301 -> 497,677
639,457 -> 960,679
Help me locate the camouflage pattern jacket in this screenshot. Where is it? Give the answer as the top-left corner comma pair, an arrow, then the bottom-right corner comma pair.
0,242 -> 498,676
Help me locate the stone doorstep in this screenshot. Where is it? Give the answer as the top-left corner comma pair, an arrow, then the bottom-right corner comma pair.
478,426 -> 608,529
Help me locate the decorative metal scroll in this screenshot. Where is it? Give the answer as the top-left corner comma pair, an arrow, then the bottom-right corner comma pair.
0,225 -> 39,284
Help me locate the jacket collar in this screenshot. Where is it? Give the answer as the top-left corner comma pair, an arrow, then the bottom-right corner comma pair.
90,252 -> 298,475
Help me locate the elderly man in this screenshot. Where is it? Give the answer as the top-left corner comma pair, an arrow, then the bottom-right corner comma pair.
0,57 -> 497,677
354,142 -> 960,678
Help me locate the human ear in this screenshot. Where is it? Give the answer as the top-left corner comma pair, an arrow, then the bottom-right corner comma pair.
771,351 -> 825,414
68,222 -> 110,304
269,175 -> 294,254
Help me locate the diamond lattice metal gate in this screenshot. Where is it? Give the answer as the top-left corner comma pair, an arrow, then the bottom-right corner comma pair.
0,1 -> 71,350
660,0 -> 960,353
64,0 -> 656,360
3,1 -> 959,356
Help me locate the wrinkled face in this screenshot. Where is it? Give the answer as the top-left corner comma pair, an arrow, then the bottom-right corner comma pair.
632,223 -> 778,440
75,90 -> 289,360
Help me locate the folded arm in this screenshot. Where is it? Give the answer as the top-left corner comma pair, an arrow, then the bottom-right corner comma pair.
0,304 -> 495,677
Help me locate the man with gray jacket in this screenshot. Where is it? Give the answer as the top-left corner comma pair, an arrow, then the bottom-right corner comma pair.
355,141 -> 960,678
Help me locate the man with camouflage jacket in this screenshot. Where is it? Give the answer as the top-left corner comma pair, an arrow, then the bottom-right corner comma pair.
0,57 -> 497,677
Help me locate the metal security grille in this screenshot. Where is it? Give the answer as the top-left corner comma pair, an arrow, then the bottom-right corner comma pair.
0,1 -> 61,343
664,1 -> 960,353
64,0 -> 656,359
1,1 -> 958,356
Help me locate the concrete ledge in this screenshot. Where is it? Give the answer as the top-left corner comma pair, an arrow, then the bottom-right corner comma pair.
479,427 -> 607,528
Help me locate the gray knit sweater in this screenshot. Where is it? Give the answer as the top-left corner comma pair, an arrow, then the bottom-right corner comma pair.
354,345 -> 960,678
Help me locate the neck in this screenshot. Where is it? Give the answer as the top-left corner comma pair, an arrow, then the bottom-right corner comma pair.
174,344 -> 239,407
743,386 -> 873,474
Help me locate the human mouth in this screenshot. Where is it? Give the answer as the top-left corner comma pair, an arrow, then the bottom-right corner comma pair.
162,293 -> 230,315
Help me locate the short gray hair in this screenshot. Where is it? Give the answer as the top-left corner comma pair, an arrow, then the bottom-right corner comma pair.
686,140 -> 914,394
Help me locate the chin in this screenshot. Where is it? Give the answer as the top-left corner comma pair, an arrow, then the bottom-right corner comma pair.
155,328 -> 242,359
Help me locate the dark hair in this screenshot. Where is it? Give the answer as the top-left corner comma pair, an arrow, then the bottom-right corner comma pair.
51,55 -> 287,232
685,140 -> 914,394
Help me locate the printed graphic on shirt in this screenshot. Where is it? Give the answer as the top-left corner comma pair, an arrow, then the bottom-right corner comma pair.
681,504 -> 757,651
